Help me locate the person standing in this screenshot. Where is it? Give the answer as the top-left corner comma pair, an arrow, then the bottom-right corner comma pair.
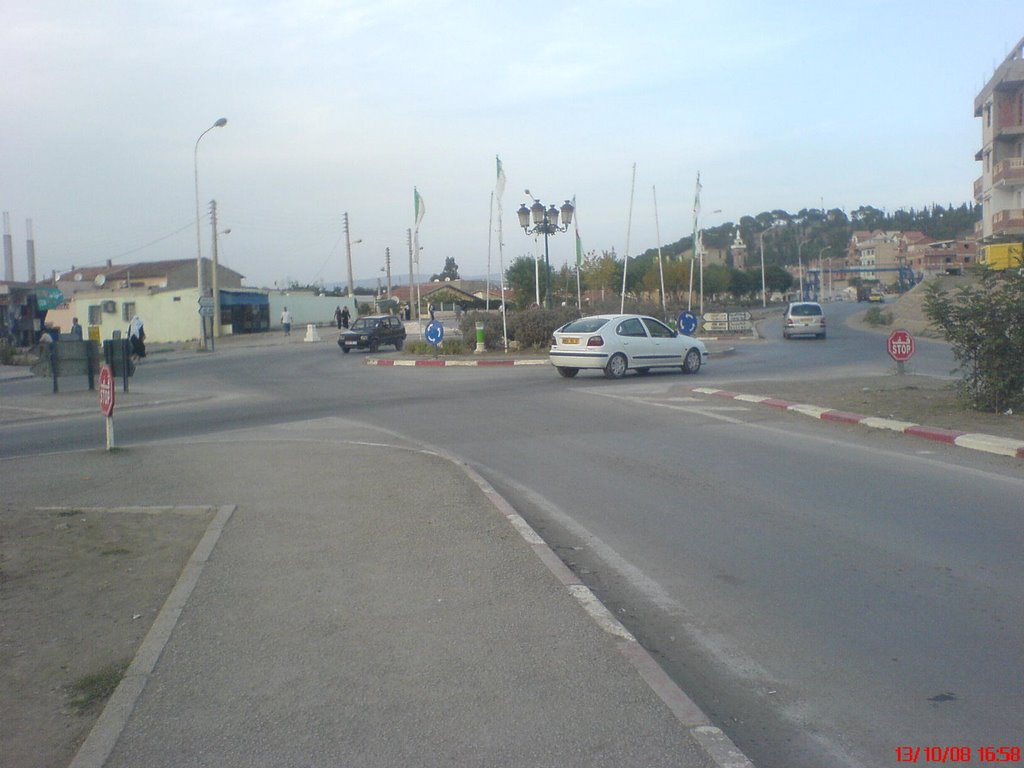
340,306 -> 350,329
128,314 -> 146,359
69,317 -> 83,340
334,306 -> 343,329
281,307 -> 292,336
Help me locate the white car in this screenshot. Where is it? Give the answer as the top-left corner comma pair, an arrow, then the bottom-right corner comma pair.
550,314 -> 708,379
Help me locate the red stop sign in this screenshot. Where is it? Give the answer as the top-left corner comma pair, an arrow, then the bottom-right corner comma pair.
887,329 -> 915,362
99,364 -> 115,416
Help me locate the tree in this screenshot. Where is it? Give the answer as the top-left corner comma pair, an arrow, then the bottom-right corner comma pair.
764,265 -> 794,294
430,257 -> 460,282
505,255 -> 547,309
923,270 -> 1024,412
580,250 -> 622,295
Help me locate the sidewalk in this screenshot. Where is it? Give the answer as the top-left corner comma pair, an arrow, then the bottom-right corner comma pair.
3,425 -> 735,768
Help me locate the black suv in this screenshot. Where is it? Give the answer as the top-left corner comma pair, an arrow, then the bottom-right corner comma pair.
337,315 -> 406,353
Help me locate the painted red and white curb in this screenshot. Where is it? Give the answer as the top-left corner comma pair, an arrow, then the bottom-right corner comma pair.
367,357 -> 548,367
691,387 -> 1024,460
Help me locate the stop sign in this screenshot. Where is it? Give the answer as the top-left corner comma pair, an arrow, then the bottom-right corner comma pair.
887,329 -> 915,362
99,364 -> 115,416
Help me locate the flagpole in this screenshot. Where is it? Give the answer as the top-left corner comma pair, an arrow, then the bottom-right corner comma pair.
486,191 -> 494,311
573,196 -> 581,311
653,185 -> 666,321
534,236 -> 541,306
689,172 -> 701,312
620,162 -> 636,314
495,156 -> 509,351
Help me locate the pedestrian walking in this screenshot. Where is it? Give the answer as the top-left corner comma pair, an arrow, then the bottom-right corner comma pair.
340,306 -> 350,329
128,314 -> 146,359
281,307 -> 292,336
334,306 -> 343,329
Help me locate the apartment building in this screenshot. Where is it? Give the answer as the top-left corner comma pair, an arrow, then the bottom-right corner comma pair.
974,36 -> 1024,243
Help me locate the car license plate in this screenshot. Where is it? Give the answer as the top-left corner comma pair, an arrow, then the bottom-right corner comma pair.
344,340 -> 357,346
562,337 -> 579,345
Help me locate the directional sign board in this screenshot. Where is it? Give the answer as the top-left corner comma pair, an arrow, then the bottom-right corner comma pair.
99,364 -> 115,416
424,320 -> 444,346
887,329 -> 915,362
678,311 -> 699,335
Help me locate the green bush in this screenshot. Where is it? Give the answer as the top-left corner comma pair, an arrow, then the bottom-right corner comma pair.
923,269 -> 1024,412
458,311 -> 507,350
864,306 -> 893,326
507,307 -> 580,349
404,340 -> 435,355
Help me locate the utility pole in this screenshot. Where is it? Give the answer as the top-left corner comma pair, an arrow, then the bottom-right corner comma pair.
344,212 -> 354,298
384,247 -> 392,300
210,200 -> 220,340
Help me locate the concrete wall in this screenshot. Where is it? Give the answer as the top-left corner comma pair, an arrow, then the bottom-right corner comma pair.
47,288 -> 207,343
267,292 -> 359,329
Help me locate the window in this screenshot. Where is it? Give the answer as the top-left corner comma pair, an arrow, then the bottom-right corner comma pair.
88,305 -> 102,325
122,302 -> 136,321
642,317 -> 675,338
616,318 -> 647,337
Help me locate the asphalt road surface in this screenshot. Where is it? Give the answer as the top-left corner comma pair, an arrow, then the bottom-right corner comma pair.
3,308 -> 1021,768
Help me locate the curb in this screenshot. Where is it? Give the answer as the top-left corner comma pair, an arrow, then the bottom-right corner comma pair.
366,357 -> 549,367
692,387 -> 1024,460
455,460 -> 755,768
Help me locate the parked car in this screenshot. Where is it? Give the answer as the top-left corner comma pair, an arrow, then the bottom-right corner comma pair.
337,315 -> 406,353
549,314 -> 708,379
783,301 -> 826,339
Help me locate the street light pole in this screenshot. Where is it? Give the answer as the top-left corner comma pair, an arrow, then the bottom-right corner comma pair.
194,117 -> 227,349
758,223 -> 784,307
518,192 -> 574,309
818,246 -> 831,301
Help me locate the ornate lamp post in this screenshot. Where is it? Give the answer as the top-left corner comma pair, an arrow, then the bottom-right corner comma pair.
517,192 -> 574,309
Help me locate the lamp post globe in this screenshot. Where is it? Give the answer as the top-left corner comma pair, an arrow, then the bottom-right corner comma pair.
518,193 -> 574,309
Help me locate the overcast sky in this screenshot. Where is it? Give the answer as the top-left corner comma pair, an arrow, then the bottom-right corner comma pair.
2,1 -> 1022,289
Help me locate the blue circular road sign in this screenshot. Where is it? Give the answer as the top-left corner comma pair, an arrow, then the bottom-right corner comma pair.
678,311 -> 699,335
424,320 -> 445,346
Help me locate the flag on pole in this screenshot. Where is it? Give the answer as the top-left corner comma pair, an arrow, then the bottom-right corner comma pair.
495,156 -> 506,202
693,172 -> 702,218
414,187 -> 425,229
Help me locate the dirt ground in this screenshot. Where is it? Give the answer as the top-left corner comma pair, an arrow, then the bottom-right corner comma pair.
0,505 -> 214,768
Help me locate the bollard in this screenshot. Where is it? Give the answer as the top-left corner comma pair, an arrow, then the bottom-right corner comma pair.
475,322 -> 486,354
304,324 -> 322,343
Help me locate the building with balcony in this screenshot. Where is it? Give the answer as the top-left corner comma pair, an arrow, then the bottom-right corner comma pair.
975,36 -> 1024,242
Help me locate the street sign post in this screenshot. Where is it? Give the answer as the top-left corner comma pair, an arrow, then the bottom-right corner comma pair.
678,311 -> 699,336
887,328 -> 916,375
424,320 -> 444,359
98,364 -> 115,449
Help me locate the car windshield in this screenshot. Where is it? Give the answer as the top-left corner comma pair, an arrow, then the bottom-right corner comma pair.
791,304 -> 822,316
351,318 -> 379,330
560,317 -> 609,334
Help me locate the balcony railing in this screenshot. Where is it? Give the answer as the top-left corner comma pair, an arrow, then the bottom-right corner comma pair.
974,176 -> 984,200
992,157 -> 1024,187
992,208 -> 1024,235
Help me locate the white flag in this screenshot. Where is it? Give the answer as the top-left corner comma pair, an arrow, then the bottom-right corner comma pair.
495,156 -> 506,202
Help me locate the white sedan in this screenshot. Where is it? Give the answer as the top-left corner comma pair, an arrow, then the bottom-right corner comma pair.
549,314 -> 708,379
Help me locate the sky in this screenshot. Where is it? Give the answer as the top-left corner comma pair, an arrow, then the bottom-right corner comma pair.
2,1 -> 1023,290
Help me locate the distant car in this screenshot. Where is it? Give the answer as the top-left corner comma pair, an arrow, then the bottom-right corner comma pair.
549,314 -> 708,379
783,302 -> 826,339
867,291 -> 885,303
337,315 -> 406,353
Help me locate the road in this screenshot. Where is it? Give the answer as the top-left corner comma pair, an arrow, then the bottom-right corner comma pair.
2,305 -> 1021,767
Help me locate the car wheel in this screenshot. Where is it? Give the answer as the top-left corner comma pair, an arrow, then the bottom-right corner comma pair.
556,366 -> 579,378
604,353 -> 628,379
682,347 -> 702,374
394,337 -> 404,351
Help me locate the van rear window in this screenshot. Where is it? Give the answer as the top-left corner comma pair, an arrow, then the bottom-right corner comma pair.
791,304 -> 822,316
